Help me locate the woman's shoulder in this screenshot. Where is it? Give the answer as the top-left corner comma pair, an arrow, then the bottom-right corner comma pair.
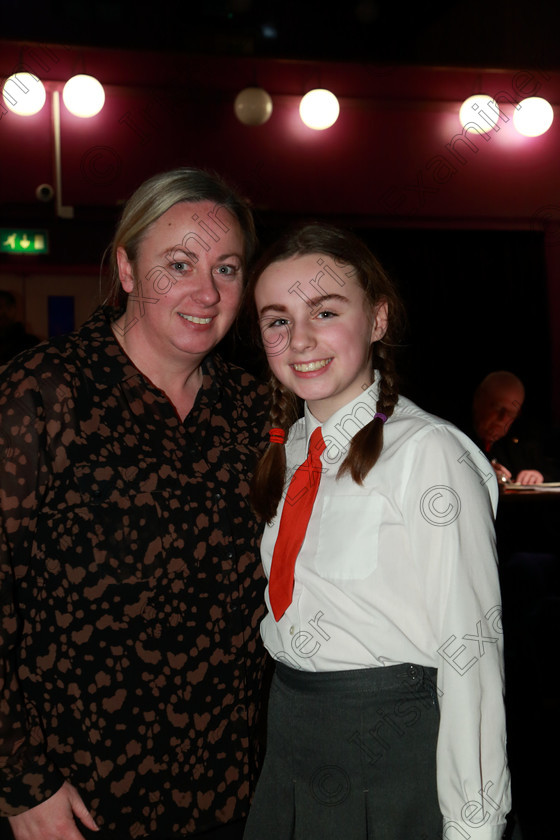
0,335 -> 74,390
0,308 -> 109,403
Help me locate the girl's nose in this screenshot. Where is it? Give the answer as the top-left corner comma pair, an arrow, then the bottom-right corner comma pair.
290,321 -> 316,352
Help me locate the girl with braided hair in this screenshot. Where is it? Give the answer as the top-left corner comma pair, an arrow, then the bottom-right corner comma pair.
243,224 -> 510,840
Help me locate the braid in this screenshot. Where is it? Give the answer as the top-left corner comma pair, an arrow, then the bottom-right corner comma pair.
337,343 -> 400,484
250,375 -> 301,523
269,375 -> 300,432
374,341 -> 399,420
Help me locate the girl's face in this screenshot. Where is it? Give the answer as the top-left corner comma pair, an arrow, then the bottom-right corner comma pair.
255,253 -> 388,422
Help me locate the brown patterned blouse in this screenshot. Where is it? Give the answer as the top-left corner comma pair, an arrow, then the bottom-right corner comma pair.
0,306 -> 270,837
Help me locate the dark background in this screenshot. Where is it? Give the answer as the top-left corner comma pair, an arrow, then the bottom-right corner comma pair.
1,0 -> 559,428
2,7 -> 559,840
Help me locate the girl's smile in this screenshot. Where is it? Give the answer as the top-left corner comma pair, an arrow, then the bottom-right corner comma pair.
256,253 -> 388,422
291,357 -> 333,374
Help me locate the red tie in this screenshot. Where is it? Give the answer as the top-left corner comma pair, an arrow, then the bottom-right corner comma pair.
268,426 -> 326,621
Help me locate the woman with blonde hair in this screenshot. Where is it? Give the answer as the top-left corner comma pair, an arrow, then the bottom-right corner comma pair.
1,168 -> 269,840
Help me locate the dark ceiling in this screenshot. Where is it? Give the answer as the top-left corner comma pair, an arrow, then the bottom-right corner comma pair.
2,1 -> 560,422
2,0 -> 560,70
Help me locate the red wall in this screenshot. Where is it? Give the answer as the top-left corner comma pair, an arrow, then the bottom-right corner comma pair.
1,40 -> 559,416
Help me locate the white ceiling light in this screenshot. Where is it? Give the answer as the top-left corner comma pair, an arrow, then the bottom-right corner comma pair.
459,94 -> 500,133
513,96 -> 554,137
299,89 -> 340,130
62,74 -> 105,118
234,87 -> 273,125
2,72 -> 46,116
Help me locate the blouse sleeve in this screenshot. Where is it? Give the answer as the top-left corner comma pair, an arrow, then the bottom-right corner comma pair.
0,373 -> 65,814
403,424 -> 511,840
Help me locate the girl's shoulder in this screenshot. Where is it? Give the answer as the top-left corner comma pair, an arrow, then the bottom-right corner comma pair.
394,394 -> 459,433
391,394 -> 480,455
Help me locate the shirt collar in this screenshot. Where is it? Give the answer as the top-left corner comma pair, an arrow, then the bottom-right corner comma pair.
302,378 -> 381,449
75,305 -> 138,387
77,305 -> 222,405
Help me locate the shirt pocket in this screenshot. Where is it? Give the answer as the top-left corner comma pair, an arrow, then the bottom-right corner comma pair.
314,495 -> 381,580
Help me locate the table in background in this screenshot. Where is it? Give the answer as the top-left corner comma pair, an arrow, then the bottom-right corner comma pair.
495,486 -> 560,840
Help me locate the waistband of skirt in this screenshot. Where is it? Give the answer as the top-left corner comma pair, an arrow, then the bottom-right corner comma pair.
274,660 -> 437,694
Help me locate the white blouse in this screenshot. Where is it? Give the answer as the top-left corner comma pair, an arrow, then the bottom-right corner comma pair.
260,382 -> 511,840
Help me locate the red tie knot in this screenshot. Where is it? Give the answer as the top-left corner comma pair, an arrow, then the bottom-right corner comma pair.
309,426 -> 326,459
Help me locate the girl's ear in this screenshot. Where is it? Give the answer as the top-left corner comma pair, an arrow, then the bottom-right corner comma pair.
116,247 -> 135,293
371,299 -> 389,343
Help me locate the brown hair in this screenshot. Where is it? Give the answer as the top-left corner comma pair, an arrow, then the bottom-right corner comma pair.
246,222 -> 406,523
105,167 -> 257,308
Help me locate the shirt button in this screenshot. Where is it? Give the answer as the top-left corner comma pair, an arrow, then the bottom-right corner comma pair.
289,626 -> 295,635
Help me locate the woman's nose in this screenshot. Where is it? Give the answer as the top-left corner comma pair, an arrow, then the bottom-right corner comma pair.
192,270 -> 220,305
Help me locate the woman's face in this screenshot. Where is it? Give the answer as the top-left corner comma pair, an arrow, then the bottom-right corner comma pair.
117,200 -> 245,367
255,252 -> 388,421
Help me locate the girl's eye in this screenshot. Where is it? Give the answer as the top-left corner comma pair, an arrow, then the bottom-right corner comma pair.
260,316 -> 289,329
317,310 -> 336,319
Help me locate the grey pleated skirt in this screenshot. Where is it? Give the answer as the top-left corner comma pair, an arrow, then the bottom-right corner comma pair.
244,661 -> 442,840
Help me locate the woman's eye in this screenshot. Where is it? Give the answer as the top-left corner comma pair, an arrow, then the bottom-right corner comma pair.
317,310 -> 336,319
171,261 -> 189,272
215,264 -> 240,276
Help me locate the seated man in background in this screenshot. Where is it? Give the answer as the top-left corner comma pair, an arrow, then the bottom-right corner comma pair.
472,370 -> 557,485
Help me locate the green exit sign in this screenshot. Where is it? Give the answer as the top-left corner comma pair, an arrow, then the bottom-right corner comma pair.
0,229 -> 49,254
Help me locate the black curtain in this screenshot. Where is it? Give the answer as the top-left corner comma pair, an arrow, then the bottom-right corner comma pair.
237,219 -> 551,433
358,228 -> 550,430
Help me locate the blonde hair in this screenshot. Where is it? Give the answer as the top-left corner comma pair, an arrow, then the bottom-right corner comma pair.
105,167 -> 257,307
